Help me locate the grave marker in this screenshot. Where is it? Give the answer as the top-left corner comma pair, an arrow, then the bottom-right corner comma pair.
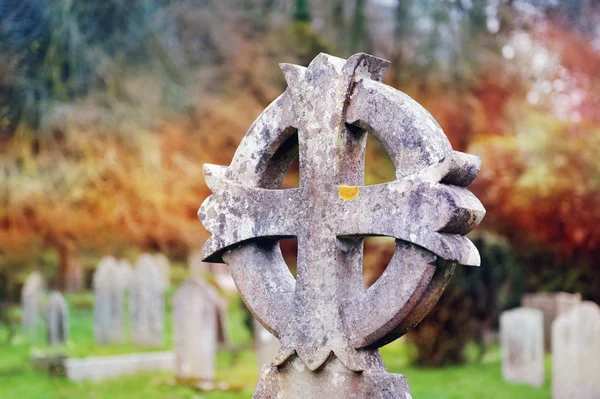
198,53 -> 485,398
118,259 -> 133,290
22,271 -> 45,340
154,253 -> 171,291
552,302 -> 600,399
46,291 -> 69,346
522,292 -> 581,351
94,256 -> 125,344
173,277 -> 228,384
130,254 -> 164,347
500,307 -> 544,386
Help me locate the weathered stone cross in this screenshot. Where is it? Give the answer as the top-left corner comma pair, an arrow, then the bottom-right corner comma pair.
199,53 -> 485,398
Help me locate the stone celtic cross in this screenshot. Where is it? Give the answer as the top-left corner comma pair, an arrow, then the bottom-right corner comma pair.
199,53 -> 485,398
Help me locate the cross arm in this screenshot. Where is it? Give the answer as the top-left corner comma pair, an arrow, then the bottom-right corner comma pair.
199,164 -> 302,263
335,177 -> 485,266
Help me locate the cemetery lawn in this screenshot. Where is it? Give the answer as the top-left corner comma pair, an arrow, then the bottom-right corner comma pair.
0,293 -> 552,399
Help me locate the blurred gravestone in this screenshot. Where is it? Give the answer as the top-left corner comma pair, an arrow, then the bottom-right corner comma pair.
198,53 -> 485,398
552,302 -> 600,399
154,253 -> 171,291
130,254 -> 164,347
118,259 -> 133,290
500,307 -> 544,386
173,277 -> 228,385
253,318 -> 280,369
21,271 -> 46,340
94,257 -> 125,344
522,292 -> 581,351
46,291 -> 69,346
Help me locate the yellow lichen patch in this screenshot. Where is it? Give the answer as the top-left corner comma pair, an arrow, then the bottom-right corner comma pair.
338,185 -> 360,200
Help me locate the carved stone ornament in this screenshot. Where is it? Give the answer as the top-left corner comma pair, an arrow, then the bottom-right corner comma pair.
199,53 -> 485,398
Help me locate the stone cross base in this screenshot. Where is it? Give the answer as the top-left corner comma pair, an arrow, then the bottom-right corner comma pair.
254,356 -> 412,399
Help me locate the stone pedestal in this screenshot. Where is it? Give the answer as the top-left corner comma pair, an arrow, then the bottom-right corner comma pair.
255,356 -> 412,399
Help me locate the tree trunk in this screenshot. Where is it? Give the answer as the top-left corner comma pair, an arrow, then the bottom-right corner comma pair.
56,238 -> 83,293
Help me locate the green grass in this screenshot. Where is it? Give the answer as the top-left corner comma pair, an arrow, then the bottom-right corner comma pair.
0,292 -> 551,398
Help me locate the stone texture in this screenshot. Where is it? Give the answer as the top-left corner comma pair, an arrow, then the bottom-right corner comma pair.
65,352 -> 174,382
500,307 -> 544,387
129,254 -> 164,347
22,271 -> 46,340
172,277 -> 228,383
552,302 -> 600,399
522,292 -> 581,351
254,318 -> 281,369
198,53 -> 485,398
46,291 -> 69,346
256,357 -> 411,399
154,253 -> 171,291
94,256 -> 125,344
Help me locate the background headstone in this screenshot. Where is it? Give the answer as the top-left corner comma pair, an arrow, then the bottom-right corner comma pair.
253,318 -> 280,369
46,291 -> 69,346
173,277 -> 228,384
21,271 -> 46,340
500,307 -> 544,387
552,301 -> 600,399
154,253 -> 171,291
93,256 -> 125,344
117,259 -> 133,290
522,292 -> 581,351
130,254 -> 164,347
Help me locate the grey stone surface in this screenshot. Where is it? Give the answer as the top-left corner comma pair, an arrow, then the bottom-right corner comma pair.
22,271 -> 46,340
198,53 -> 485,397
256,357 -> 412,399
254,318 -> 281,369
129,254 -> 164,347
46,291 -> 69,346
500,307 -> 544,387
522,292 -> 581,351
94,256 -> 125,344
172,277 -> 228,382
117,259 -> 133,290
65,351 -> 174,382
552,302 -> 600,399
154,253 -> 171,291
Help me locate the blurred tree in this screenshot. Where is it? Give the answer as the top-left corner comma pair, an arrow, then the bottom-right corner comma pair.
470,112 -> 600,303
